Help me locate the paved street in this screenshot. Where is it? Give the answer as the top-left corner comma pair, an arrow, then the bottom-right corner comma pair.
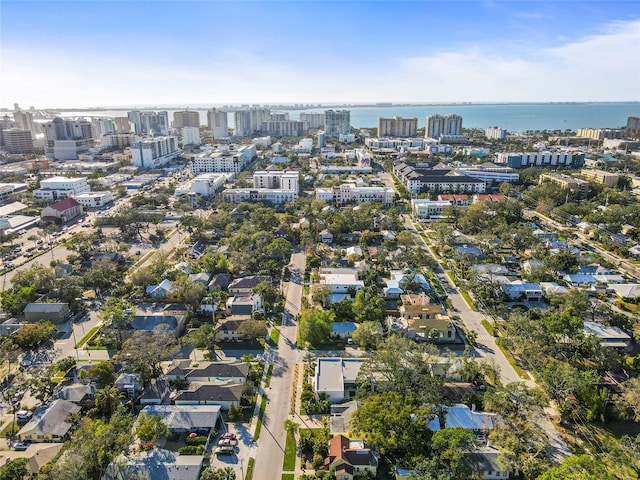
253,251 -> 306,480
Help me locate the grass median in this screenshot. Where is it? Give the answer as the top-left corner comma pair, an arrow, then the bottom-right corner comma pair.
282,430 -> 297,471
253,395 -> 268,441
74,326 -> 100,348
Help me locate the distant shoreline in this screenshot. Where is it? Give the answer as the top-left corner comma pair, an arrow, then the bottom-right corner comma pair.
11,101 -> 638,113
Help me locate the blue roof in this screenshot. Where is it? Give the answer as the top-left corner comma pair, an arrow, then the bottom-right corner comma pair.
564,274 -> 596,284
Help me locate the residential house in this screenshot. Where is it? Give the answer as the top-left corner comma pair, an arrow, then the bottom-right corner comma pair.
318,229 -> 334,244
145,279 -> 175,299
139,378 -> 171,405
227,275 -> 272,295
384,270 -> 431,299
173,383 -> 243,409
314,357 -> 365,403
540,282 -> 569,298
609,283 -> 640,300
115,373 -> 143,397
208,273 -> 232,291
130,314 -> 184,337
163,303 -> 189,316
325,435 -> 379,480
104,449 -> 203,480
584,321 -> 632,350
563,274 -> 597,287
330,401 -> 360,435
188,272 -> 211,286
23,302 -> 70,323
54,383 -> 96,406
17,399 -> 81,442
501,281 -> 543,301
331,322 -> 358,339
521,259 -> 545,275
41,197 -> 83,223
396,294 -> 455,342
139,404 -> 221,434
215,316 -> 249,342
166,360 -> 249,384
428,404 -> 497,436
629,245 -> 640,258
226,294 -> 263,316
471,264 -> 508,276
319,268 -> 364,305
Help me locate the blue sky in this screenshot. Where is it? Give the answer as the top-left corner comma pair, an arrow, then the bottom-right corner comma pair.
1,1 -> 639,107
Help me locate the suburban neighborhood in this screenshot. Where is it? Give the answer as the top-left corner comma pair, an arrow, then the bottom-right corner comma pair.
0,105 -> 640,480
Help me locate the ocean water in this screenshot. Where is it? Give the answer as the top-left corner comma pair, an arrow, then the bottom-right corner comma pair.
17,102 -> 639,132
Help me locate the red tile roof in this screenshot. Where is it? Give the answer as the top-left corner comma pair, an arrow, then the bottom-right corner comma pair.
50,197 -> 81,212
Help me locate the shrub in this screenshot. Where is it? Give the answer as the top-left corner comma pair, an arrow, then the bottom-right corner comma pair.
178,445 -> 204,455
185,435 -> 207,446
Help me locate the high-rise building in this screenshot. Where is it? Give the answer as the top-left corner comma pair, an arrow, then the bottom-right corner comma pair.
485,126 -> 507,140
324,110 -> 351,138
300,113 -> 325,130
260,120 -> 307,137
234,110 -> 252,137
250,108 -> 271,133
0,115 -> 15,147
173,110 -> 200,129
377,116 -> 418,137
131,136 -> 179,169
13,111 -> 35,136
425,114 -> 463,138
127,110 -> 169,135
627,117 -> 640,130
42,117 -> 94,159
2,129 -> 34,154
182,126 -> 201,146
113,117 -> 133,134
207,109 -> 229,139
317,130 -> 326,148
91,117 -> 115,138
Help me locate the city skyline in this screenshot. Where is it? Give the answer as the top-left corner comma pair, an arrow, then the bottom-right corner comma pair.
1,1 -> 639,108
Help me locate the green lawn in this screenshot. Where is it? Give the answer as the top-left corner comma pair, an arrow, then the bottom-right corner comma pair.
282,430 -> 297,471
269,327 -> 281,346
264,364 -> 273,388
245,458 -> 255,480
460,291 -> 477,311
495,340 -> 530,379
0,420 -> 19,438
75,326 -> 100,348
281,475 -> 295,480
253,395 -> 268,441
481,319 -> 497,337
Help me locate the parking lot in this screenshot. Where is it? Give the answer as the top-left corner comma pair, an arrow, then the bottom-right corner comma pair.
209,421 -> 257,478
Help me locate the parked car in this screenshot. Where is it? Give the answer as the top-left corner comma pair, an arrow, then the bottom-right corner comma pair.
217,438 -> 238,447
214,446 -> 235,456
221,433 -> 237,440
13,442 -> 30,451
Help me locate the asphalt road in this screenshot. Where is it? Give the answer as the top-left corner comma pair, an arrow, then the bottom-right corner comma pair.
404,215 -> 571,460
253,251 -> 306,480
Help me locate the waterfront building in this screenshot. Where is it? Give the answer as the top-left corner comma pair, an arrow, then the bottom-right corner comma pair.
127,110 -> 169,135
377,116 -> 418,137
576,128 -> 623,141
485,126 -> 507,140
91,117 -> 115,138
260,120 -> 306,137
113,117 -> 133,134
324,110 -> 351,138
173,110 -> 200,129
300,113 -> 325,130
628,117 -> 640,130
13,111 -> 36,136
426,114 -> 463,138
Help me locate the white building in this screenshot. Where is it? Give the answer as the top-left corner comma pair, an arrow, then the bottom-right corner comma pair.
300,113 -> 325,130
252,136 -> 272,148
34,176 -> 90,201
253,170 -> 299,194
91,117 -> 115,138
411,199 -> 453,221
181,126 -> 201,146
319,268 -> 364,305
101,133 -> 140,149
485,126 -> 507,140
496,151 -> 585,169
73,191 -> 114,208
455,163 -> 520,184
292,138 -> 313,154
338,133 -> 356,143
191,144 -> 256,175
314,358 -> 365,403
207,108 -> 228,139
221,188 -> 296,204
175,173 -> 230,198
131,136 -> 179,169
316,183 -> 395,206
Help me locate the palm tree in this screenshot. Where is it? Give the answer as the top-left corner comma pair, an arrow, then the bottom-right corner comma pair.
94,385 -> 124,417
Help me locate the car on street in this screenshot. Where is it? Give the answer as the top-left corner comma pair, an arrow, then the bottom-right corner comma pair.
217,438 -> 238,447
23,252 -> 33,258
214,446 -> 235,456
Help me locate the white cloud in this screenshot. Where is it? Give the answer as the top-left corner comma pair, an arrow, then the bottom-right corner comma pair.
1,18 -> 638,106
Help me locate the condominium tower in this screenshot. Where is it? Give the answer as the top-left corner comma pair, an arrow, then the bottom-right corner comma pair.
378,116 -> 418,137
324,110 -> 351,138
425,114 -> 463,138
